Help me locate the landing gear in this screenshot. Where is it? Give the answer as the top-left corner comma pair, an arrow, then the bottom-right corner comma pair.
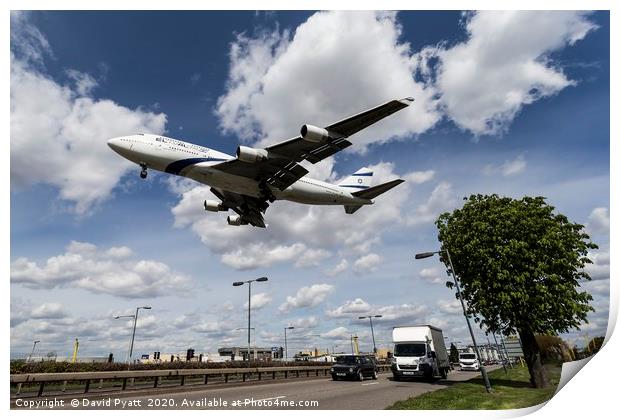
258,180 -> 277,203
139,163 -> 147,179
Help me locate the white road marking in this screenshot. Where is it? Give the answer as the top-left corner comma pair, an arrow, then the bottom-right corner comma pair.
254,395 -> 286,401
361,382 -> 379,386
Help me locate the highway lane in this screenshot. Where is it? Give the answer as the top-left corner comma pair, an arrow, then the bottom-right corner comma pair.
52,367 -> 498,410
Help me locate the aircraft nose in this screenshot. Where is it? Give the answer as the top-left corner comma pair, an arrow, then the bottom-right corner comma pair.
107,137 -> 123,153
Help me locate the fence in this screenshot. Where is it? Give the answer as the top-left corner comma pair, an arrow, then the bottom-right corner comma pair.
11,364 -> 391,398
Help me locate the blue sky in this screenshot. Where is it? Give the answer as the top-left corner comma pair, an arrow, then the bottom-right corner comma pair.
10,11 -> 609,360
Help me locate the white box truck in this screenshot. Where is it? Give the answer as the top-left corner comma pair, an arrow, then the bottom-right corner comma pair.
391,325 -> 450,381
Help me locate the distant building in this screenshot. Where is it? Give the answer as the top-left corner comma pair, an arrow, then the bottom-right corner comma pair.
50,356 -> 110,363
218,347 -> 275,361
139,352 -> 232,364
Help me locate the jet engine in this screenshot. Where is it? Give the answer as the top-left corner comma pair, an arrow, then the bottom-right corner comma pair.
300,124 -> 338,143
227,215 -> 247,226
236,146 -> 268,163
203,200 -> 227,212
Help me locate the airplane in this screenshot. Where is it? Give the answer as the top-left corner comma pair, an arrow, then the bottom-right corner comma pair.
107,97 -> 413,228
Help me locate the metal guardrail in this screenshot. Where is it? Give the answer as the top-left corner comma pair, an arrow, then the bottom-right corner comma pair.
11,364 -> 391,398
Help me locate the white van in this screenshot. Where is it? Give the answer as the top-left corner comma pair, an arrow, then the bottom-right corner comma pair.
459,352 -> 480,371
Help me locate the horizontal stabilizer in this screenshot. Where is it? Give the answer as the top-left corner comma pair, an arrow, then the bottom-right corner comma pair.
351,179 -> 405,200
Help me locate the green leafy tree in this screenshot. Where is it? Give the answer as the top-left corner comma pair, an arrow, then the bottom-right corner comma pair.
449,343 -> 459,364
436,195 -> 596,388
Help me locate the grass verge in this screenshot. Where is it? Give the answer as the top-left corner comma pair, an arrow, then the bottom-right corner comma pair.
387,364 -> 561,410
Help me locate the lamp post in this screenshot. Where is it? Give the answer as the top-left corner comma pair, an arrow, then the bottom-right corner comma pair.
235,327 -> 256,361
284,326 -> 294,361
115,305 -> 151,367
233,277 -> 268,366
358,315 -> 382,353
415,249 -> 492,393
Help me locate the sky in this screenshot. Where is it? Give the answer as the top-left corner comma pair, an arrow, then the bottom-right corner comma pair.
9,10 -> 610,360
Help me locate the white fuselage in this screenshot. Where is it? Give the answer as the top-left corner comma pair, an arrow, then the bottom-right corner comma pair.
107,134 -> 372,206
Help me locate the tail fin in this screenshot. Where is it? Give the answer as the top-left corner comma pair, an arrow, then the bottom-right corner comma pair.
338,167 -> 373,192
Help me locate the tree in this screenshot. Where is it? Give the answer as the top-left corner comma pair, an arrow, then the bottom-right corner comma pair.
586,336 -> 605,355
449,342 -> 459,364
535,335 -> 573,363
436,195 -> 596,388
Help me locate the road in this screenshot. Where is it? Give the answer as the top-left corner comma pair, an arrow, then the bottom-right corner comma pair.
14,367 -> 498,410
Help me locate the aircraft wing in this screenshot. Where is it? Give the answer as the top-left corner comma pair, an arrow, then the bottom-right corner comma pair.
210,187 -> 268,228
211,97 -> 414,192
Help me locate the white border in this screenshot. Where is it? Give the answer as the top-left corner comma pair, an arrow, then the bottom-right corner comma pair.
3,1 -> 617,420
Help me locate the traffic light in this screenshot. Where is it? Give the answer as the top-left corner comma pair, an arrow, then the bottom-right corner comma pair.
186,348 -> 195,361
154,351 -> 160,360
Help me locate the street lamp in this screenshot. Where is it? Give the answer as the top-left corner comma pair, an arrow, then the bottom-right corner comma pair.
233,277 -> 268,366
284,326 -> 294,361
415,249 -> 492,393
236,328 -> 256,361
114,305 -> 151,366
358,314 -> 382,354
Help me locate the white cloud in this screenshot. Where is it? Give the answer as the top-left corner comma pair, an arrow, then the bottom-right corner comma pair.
221,242 -> 307,270
483,154 -> 527,176
371,303 -> 429,323
215,11 -> 440,151
352,253 -> 383,274
12,300 -> 70,327
10,241 -> 192,298
243,292 -> 273,310
406,181 -> 457,226
105,246 -> 133,259
420,267 -> 444,284
326,298 -> 371,318
30,303 -> 68,319
294,248 -> 332,268
289,316 -> 319,329
322,326 -> 350,340
587,207 -> 609,234
326,259 -> 349,277
404,170 -> 435,184
585,250 -> 610,281
10,11 -> 53,66
65,69 -> 98,96
279,283 -> 334,312
431,11 -> 596,135
438,299 -> 462,315
10,15 -> 167,214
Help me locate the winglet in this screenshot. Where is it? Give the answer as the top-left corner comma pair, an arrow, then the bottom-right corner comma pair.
399,97 -> 415,105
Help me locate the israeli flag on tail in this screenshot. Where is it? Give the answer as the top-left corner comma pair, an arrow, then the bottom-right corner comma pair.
338,167 -> 373,192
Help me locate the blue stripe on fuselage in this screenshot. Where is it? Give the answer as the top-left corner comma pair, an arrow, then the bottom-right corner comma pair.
339,185 -> 369,189
352,172 -> 373,176
165,157 -> 227,175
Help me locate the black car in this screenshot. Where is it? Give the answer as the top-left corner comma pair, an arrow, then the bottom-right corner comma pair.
330,355 -> 378,381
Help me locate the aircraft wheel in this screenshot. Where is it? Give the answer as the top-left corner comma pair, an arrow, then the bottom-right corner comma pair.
140,170 -> 147,179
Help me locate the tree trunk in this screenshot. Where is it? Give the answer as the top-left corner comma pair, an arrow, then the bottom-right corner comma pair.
518,329 -> 549,388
